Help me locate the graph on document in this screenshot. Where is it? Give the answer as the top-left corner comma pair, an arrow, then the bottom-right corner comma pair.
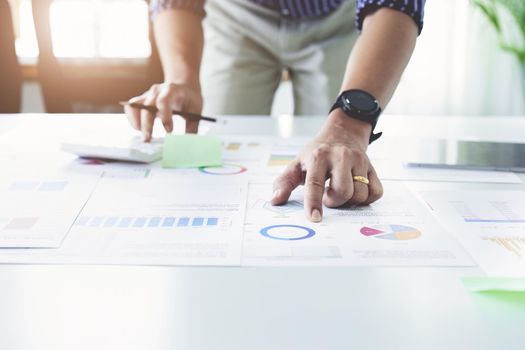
451,200 -> 525,224
482,236 -> 525,258
75,216 -> 230,230
0,217 -> 39,230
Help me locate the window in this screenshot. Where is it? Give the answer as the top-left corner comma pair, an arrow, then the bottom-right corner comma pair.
10,0 -> 151,60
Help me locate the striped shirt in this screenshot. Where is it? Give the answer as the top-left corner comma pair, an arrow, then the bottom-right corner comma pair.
150,0 -> 426,34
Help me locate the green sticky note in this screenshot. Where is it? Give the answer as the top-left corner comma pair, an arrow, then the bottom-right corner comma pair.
162,134 -> 222,168
462,277 -> 525,293
462,277 -> 525,320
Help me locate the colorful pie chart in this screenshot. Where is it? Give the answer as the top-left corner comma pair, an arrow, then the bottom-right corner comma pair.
360,225 -> 421,241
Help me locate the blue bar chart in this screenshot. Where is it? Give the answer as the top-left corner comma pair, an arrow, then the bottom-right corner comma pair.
75,216 -> 222,229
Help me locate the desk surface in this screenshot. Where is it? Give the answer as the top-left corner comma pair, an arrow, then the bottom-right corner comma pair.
0,114 -> 524,350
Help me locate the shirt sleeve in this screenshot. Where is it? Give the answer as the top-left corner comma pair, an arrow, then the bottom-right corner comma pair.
149,0 -> 206,19
355,0 -> 426,35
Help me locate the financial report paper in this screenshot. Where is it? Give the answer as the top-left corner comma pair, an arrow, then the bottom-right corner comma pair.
0,132 -> 513,268
422,190 -> 525,277
242,181 -> 473,267
0,177 -> 248,266
0,175 -> 98,248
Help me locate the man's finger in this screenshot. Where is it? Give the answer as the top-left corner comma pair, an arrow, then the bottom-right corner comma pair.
185,119 -> 199,134
323,156 -> 354,208
304,148 -> 330,222
347,160 -> 370,205
364,166 -> 383,205
125,95 -> 145,130
271,160 -> 303,206
140,89 -> 158,142
156,87 -> 174,133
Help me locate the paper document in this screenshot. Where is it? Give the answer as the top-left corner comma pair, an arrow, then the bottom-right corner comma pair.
241,181 -> 473,266
423,190 -> 525,277
220,136 -> 272,162
0,175 -> 98,247
0,177 -> 247,266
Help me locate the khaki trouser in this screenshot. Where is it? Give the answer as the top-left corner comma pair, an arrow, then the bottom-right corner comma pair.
201,0 -> 358,115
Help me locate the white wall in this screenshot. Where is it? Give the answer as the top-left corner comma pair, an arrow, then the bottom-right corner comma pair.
387,0 -> 525,116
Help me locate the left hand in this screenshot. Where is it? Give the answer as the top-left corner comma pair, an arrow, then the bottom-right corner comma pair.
271,111 -> 384,222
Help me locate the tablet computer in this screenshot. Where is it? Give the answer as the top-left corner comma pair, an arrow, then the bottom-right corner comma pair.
404,140 -> 525,172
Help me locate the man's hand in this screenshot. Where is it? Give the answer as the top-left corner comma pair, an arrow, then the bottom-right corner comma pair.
124,82 -> 203,142
271,111 -> 383,222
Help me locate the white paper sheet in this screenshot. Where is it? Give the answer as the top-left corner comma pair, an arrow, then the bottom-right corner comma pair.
241,181 -> 473,267
422,190 -> 525,277
0,177 -> 248,266
0,175 -> 98,247
0,132 -> 518,267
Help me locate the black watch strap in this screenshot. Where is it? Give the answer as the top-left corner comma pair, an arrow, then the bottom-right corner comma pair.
329,101 -> 382,144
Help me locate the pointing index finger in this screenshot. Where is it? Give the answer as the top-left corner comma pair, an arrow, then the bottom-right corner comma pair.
303,149 -> 329,222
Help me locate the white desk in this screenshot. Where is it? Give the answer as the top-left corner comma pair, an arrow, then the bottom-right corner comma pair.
0,114 -> 524,350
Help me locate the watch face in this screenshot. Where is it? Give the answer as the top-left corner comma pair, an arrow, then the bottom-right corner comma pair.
342,90 -> 378,113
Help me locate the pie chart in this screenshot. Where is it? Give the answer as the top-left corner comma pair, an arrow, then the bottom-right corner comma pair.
360,224 -> 421,241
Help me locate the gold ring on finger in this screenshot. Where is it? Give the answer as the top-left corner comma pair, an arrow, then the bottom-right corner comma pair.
352,175 -> 370,185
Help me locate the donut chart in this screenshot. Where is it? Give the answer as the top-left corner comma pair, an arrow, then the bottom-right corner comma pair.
198,164 -> 247,175
260,224 -> 316,241
360,224 -> 421,241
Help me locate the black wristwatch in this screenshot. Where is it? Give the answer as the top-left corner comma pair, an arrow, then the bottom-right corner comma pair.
330,89 -> 382,144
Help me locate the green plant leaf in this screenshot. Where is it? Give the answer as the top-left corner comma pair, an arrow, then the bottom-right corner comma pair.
472,0 -> 525,64
472,0 -> 501,32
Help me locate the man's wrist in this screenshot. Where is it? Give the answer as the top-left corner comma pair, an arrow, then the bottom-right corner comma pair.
163,75 -> 201,91
325,109 -> 372,147
163,61 -> 201,90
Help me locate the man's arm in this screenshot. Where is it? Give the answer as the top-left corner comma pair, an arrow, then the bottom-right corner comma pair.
325,7 -> 418,149
154,9 -> 203,91
272,8 -> 419,222
342,8 -> 418,111
125,6 -> 204,140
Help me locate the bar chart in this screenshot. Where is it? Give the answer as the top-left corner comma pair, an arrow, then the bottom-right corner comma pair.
266,154 -> 295,167
483,236 -> 525,258
75,216 -> 223,229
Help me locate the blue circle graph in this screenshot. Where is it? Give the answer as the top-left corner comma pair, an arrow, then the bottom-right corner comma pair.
260,224 -> 316,241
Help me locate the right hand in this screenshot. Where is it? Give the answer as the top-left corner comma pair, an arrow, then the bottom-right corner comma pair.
124,82 -> 203,142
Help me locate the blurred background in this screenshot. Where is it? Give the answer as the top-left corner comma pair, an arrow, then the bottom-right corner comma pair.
1,0 -> 524,116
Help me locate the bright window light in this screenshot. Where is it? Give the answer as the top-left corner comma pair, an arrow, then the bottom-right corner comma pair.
50,1 -> 97,57
14,0 -> 151,59
15,0 -> 39,58
98,1 -> 150,58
